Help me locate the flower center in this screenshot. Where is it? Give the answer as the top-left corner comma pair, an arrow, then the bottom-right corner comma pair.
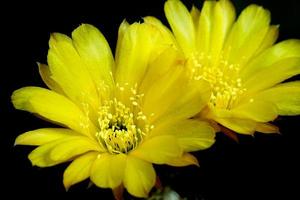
95,98 -> 151,154
189,52 -> 246,109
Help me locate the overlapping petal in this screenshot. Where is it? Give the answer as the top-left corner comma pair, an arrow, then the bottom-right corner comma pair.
165,0 -> 196,55
123,156 -> 156,198
91,153 -> 127,189
130,135 -> 182,164
166,153 -> 199,167
28,136 -> 99,167
253,81 -> 300,115
223,4 -> 271,66
48,33 -> 100,113
63,152 -> 98,190
14,128 -> 79,146
242,40 -> 300,93
151,119 -> 215,152
142,67 -> 211,124
72,24 -> 115,100
12,87 -> 97,137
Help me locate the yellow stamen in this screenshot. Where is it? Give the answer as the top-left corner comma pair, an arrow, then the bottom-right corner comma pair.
95,85 -> 153,154
189,52 -> 246,109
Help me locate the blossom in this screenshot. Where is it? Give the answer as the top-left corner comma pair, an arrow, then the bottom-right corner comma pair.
12,21 -> 215,197
148,0 -> 300,135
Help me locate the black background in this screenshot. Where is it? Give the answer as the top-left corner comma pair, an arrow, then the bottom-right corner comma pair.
1,0 -> 300,199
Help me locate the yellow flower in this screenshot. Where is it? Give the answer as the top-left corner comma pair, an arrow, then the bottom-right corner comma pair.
148,0 -> 300,135
12,21 -> 215,197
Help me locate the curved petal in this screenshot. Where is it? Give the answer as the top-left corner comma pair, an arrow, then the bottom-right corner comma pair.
38,63 -> 65,94
28,136 -> 99,167
242,39 -> 300,77
124,156 -> 155,198
210,0 -> 236,61
213,117 -> 258,135
130,135 -> 182,164
256,123 -> 279,134
196,0 -> 216,55
143,16 -> 177,47
241,39 -> 300,93
231,100 -> 278,122
12,87 -> 97,137
190,6 -> 200,30
138,46 -> 184,96
28,140 -> 64,167
151,119 -> 215,152
114,23 -> 162,105
14,128 -> 79,146
166,153 -> 199,167
254,25 -> 279,56
72,24 -> 115,100
142,66 -> 211,125
63,152 -> 98,190
223,4 -> 271,66
49,136 -> 100,162
165,0 -> 196,55
47,33 -> 99,115
253,81 -> 300,115
115,20 -> 130,64
90,153 -> 127,189
196,0 -> 235,59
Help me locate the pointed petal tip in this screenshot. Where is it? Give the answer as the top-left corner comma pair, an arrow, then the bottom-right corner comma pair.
192,158 -> 200,167
13,138 -> 20,146
64,184 -> 70,192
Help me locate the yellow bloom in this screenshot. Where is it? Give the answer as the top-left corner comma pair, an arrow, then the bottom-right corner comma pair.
12,22 -> 215,197
149,0 -> 300,135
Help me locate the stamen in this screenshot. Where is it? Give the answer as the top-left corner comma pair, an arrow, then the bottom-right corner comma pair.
189,51 -> 246,109
95,85 -> 153,154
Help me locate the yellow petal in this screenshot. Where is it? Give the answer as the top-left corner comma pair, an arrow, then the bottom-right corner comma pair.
139,46 -> 184,95
242,39 -> 300,93
213,117 -> 257,135
231,100 -> 278,122
72,24 -> 115,100
48,32 -> 99,115
223,4 -> 271,66
151,119 -> 215,152
209,0 -> 236,62
49,136 -> 100,162
254,25 -> 279,56
165,0 -> 196,55
142,66 -> 211,124
115,20 -> 130,63
253,81 -> 300,115
28,136 -> 98,167
11,87 -> 97,137
28,139 -> 64,167
195,0 -> 215,54
14,128 -> 78,146
143,16 -> 177,47
130,135 -> 182,164
63,152 -> 98,190
90,153 -> 127,189
256,123 -> 279,134
166,153 -> 199,167
190,5 -> 200,30
38,63 -> 65,94
114,23 -> 161,105
124,156 -> 155,198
